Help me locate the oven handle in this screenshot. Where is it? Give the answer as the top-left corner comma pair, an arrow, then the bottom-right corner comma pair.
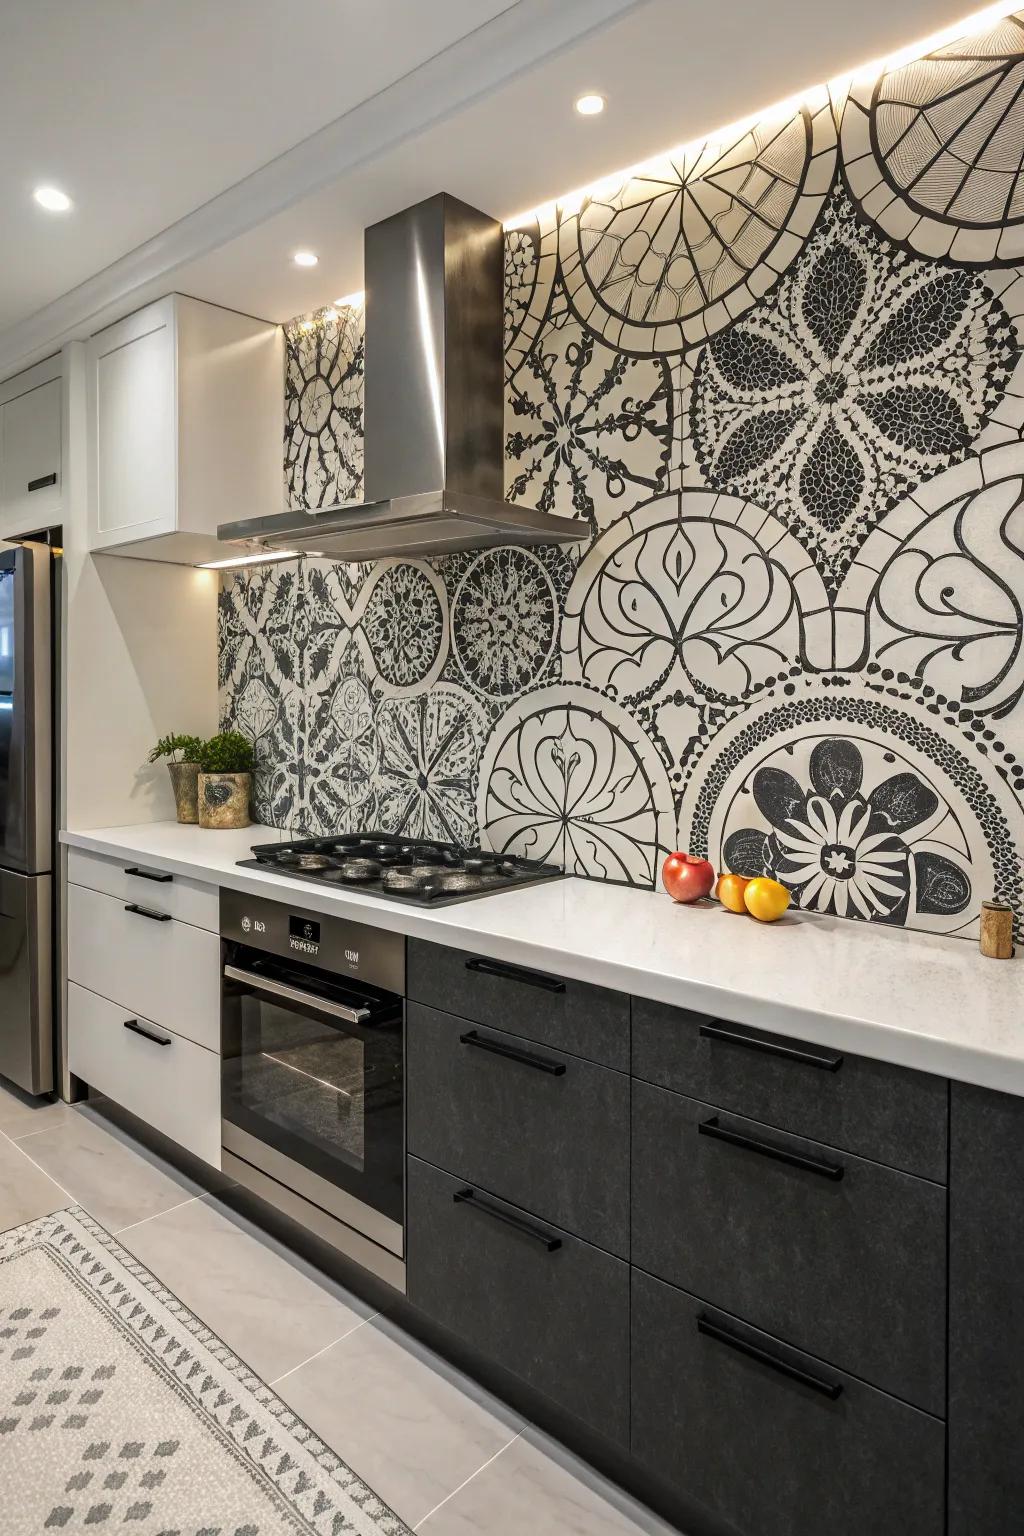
223,964 -> 372,1025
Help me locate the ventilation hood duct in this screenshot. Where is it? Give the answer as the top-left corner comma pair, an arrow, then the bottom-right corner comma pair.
218,193 -> 589,562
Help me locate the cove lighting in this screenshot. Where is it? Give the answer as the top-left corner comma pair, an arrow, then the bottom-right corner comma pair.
334,290 -> 365,308
574,93 -> 606,116
33,185 -> 72,213
293,250 -> 318,267
503,1 -> 1021,229
198,550 -> 302,571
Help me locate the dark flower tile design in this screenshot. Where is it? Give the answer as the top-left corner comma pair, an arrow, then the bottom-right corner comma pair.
284,303 -> 364,509
690,189 -> 1018,592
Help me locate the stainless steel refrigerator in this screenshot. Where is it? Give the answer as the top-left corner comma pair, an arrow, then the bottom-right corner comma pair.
0,542 -> 53,1094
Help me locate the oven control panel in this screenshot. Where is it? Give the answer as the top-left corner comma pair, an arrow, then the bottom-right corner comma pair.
220,887 -> 405,993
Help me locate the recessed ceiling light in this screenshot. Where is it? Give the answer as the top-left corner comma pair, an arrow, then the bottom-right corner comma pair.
574,93 -> 605,116
33,185 -> 72,212
293,250 -> 318,267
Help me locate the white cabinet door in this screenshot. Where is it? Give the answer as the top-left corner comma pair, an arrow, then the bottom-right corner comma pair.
0,377 -> 61,533
89,296 -> 177,548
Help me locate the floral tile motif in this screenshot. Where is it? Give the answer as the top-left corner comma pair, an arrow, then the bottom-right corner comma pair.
504,216 -> 557,378
690,189 -> 1017,593
841,11 -> 1024,265
451,546 -> 559,699
506,285 -> 673,530
376,684 -> 489,845
284,301 -> 364,509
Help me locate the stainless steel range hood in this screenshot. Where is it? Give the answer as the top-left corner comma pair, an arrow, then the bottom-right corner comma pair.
219,194 -> 589,561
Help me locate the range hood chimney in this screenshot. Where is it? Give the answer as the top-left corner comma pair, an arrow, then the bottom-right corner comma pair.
218,194 -> 589,562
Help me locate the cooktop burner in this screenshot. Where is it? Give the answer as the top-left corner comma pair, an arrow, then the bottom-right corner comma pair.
238,833 -> 564,906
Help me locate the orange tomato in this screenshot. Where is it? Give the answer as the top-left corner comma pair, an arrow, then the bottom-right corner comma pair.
716,873 -> 750,913
743,877 -> 791,923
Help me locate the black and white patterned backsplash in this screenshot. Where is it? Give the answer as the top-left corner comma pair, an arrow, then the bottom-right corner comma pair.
221,10 -> 1024,940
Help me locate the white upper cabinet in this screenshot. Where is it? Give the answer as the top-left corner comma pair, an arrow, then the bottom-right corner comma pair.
0,365 -> 62,538
87,294 -> 283,563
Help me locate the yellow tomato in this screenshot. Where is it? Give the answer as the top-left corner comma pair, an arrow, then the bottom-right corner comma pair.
743,877 -> 791,923
716,873 -> 750,914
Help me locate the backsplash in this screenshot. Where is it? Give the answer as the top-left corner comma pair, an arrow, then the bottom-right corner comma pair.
221,8 -> 1024,939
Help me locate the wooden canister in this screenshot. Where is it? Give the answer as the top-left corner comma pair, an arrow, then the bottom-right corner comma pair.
980,899 -> 1014,959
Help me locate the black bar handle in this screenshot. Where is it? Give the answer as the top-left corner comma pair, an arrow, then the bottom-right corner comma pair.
465,956 -> 565,993
699,1116 -> 844,1182
459,1029 -> 566,1076
697,1315 -> 843,1400
700,1021 -> 843,1073
453,1188 -> 562,1251
124,866 -> 173,885
123,1018 -> 172,1047
123,903 -> 172,923
27,472 -> 57,492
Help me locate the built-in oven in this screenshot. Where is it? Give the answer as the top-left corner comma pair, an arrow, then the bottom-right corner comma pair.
220,888 -> 406,1290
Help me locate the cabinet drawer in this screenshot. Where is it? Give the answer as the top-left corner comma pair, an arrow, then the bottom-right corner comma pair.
632,1081 -> 946,1415
632,1270 -> 944,1536
68,983 -> 220,1167
407,1002 -> 628,1255
67,846 -> 218,932
67,882 -> 220,1051
631,998 -> 947,1181
407,1156 -> 628,1445
407,939 -> 628,1070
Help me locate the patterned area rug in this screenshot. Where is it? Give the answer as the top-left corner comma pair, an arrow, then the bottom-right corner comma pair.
0,1207 -> 410,1534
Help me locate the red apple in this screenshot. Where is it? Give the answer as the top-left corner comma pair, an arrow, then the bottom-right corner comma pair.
662,851 -> 715,904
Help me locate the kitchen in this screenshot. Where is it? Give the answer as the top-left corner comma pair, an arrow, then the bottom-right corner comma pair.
1,1 -> 1022,1532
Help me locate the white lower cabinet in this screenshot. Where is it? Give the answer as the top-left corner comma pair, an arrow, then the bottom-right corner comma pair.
68,983 -> 220,1168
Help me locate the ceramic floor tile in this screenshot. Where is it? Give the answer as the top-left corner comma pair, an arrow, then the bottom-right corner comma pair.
418,1427 -> 680,1536
0,1078 -> 77,1138
120,1193 -> 374,1383
275,1315 -> 522,1528
0,1133 -> 71,1232
14,1109 -> 213,1233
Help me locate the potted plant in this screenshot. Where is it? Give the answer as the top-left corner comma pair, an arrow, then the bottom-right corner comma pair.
197,731 -> 255,830
148,734 -> 204,824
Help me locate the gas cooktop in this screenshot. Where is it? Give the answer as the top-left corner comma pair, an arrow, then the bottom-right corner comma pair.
238,833 -> 564,906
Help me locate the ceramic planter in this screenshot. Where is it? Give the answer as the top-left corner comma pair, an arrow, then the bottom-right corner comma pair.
198,772 -> 251,830
167,762 -> 200,825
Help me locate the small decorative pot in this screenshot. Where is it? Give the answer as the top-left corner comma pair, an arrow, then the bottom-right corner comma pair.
198,772 -> 251,830
167,762 -> 200,825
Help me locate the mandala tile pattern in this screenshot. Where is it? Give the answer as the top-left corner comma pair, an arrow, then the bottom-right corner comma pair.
284,301 -> 364,508
842,11 -> 1024,264
562,490 -> 828,705
219,16 -> 1024,942
0,1208 -> 409,1534
691,189 -> 1016,592
506,288 -> 672,528
478,684 -> 675,886
558,92 -> 836,352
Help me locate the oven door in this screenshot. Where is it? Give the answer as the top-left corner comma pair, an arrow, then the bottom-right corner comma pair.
221,952 -> 404,1257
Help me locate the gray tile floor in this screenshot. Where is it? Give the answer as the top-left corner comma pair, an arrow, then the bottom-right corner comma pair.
0,1079 -> 679,1534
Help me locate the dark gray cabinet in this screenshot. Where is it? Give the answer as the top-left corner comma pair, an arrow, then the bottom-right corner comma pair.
407,1000 -> 629,1255
406,1155 -> 629,1445
632,1081 -> 947,1414
407,938 -> 629,1069
949,1082 -> 1024,1535
632,998 -> 948,1181
631,1270 -> 945,1536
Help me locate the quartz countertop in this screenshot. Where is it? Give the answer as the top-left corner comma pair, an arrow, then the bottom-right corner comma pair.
62,820 -> 1024,1096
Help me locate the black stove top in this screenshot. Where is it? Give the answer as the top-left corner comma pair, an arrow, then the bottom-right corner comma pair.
238,832 -> 564,906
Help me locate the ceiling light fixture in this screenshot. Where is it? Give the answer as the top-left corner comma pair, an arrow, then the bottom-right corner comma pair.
293,250 -> 318,267
505,0 -> 1019,229
334,290 -> 365,308
33,185 -> 72,212
574,93 -> 605,116
197,550 -> 302,571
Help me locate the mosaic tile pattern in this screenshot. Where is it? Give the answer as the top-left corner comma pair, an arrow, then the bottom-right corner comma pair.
222,7 -> 1024,939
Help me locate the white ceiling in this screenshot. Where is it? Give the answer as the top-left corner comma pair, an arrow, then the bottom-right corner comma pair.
0,0 -> 992,377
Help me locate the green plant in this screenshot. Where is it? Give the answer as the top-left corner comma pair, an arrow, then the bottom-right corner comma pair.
198,731 -> 254,775
148,733 -> 204,765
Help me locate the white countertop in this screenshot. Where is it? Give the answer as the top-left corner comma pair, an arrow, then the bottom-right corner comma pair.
62,821 -> 1024,1096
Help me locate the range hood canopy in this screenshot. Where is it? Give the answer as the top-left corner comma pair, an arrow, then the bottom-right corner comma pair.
219,193 -> 589,561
